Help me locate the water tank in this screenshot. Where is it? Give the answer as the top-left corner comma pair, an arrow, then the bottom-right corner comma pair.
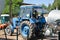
47,10 -> 60,24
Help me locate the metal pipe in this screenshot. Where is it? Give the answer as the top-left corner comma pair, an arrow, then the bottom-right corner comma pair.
16,27 -> 18,40
58,31 -> 60,40
4,29 -> 7,40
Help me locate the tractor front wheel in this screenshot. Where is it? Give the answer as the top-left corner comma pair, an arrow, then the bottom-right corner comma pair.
20,21 -> 33,40
5,25 -> 13,36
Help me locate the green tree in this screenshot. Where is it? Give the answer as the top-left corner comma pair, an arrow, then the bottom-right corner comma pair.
47,4 -> 52,11
2,0 -> 23,14
51,0 -> 60,10
42,4 -> 47,9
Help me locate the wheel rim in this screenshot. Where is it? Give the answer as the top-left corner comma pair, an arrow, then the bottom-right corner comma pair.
5,27 -> 11,35
21,24 -> 29,38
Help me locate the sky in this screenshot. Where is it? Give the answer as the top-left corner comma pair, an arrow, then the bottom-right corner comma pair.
23,0 -> 54,7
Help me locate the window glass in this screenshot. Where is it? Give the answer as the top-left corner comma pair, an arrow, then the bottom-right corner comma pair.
20,8 -> 31,18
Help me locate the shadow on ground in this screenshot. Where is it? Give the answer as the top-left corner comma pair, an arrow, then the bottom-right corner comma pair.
0,38 -> 14,40
30,35 -> 47,40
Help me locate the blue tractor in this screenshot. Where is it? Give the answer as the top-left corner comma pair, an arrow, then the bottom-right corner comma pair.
5,5 -> 49,39
19,5 -> 46,39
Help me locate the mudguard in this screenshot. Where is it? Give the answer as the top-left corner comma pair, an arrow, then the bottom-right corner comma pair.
20,17 -> 36,24
29,18 -> 36,23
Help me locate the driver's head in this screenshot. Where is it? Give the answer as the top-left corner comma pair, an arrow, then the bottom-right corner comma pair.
33,10 -> 38,18
34,10 -> 38,16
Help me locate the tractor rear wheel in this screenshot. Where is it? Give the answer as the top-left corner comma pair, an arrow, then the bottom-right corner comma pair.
20,21 -> 33,40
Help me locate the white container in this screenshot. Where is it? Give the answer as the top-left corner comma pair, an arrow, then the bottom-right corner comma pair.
47,10 -> 60,24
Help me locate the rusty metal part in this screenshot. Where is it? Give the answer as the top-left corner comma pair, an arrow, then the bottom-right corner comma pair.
0,24 -> 8,29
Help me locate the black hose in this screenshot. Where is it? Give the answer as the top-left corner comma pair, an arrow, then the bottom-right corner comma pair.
16,27 -> 18,40
58,31 -> 60,40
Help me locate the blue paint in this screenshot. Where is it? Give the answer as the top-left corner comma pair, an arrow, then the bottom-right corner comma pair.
29,18 -> 36,23
12,17 -> 19,28
21,24 -> 29,37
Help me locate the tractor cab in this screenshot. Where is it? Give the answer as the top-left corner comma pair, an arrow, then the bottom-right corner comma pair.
20,5 -> 43,19
0,14 -> 9,24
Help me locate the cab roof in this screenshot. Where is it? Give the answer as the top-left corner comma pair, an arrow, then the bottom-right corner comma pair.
20,5 -> 42,8
1,14 -> 9,16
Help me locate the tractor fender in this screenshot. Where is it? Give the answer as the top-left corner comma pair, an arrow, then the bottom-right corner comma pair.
20,18 -> 36,24
29,18 -> 36,24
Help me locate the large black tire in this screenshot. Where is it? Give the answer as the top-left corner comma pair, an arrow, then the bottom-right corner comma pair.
20,21 -> 33,40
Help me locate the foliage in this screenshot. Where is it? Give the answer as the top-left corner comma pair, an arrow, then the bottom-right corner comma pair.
42,4 -> 47,9
51,0 -> 60,10
47,4 -> 52,11
2,0 -> 23,14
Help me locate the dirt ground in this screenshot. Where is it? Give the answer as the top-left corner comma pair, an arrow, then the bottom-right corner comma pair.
0,29 -> 58,40
0,29 -> 28,40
